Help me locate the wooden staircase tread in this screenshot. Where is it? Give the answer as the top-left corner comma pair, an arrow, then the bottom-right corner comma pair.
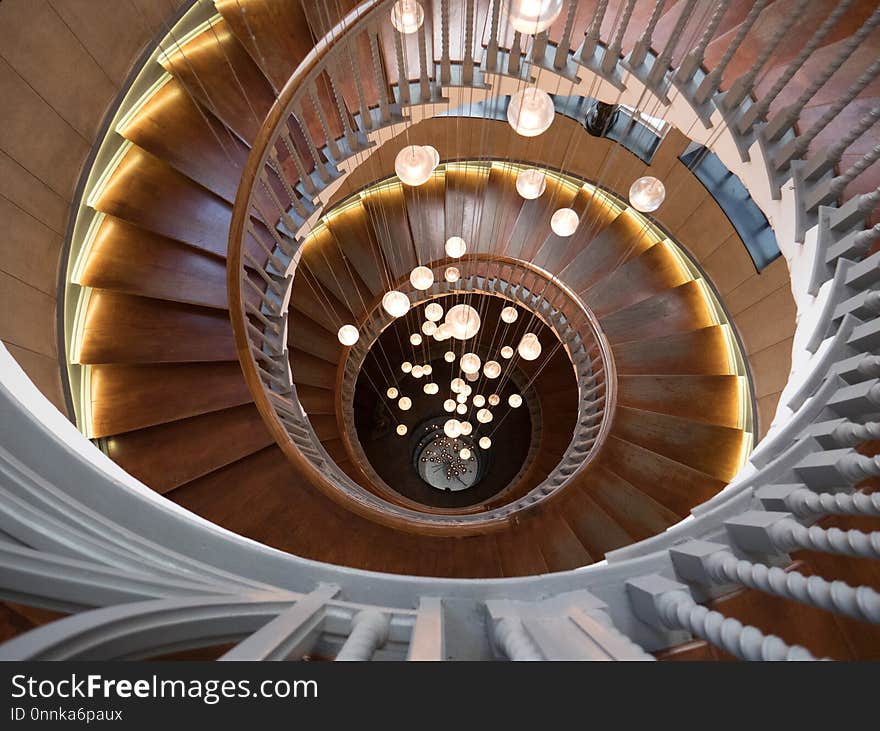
617,374 -> 744,428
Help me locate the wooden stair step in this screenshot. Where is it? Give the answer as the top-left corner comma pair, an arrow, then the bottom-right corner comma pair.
617,374 -> 743,428
613,326 -> 735,376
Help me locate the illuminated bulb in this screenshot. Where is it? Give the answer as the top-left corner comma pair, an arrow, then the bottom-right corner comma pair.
501,345 -> 514,359
424,382 -> 439,395
412,365 -> 424,378
337,324 -> 359,346
444,266 -> 460,283
390,0 -> 424,34
488,394 -> 501,406
551,207 -> 579,237
459,448 -> 472,460
462,384 -> 472,396
422,320 -> 437,336
444,399 -> 456,412
460,421 -> 473,436
434,323 -> 452,341
444,351 -> 456,363
516,167 -> 547,199
509,394 -> 523,408
456,403 -> 467,415
479,436 -> 492,449
473,395 -> 485,407
383,290 -> 410,317
518,333 -> 542,361
445,304 -> 481,340
395,145 -> 435,186
401,361 -> 413,373
410,265 -> 434,290
396,424 -> 408,436
451,377 -> 466,393
422,364 -> 432,375
501,306 -> 518,324
466,372 -> 479,382
629,175 -> 666,212
387,386 -> 399,399
444,419 -> 462,438
445,236 -> 467,258
507,87 -> 555,137
460,352 -> 481,375
505,0 -> 564,34
398,396 -> 412,410
456,393 -> 468,404
476,408 -> 494,424
410,333 -> 422,346
483,360 -> 501,379
425,302 -> 443,321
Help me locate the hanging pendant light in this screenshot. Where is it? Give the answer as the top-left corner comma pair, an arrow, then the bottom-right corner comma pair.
444,266 -> 460,283
459,447 -> 472,459
501,345 -> 514,359
410,265 -> 434,290
473,395 -> 486,407
445,304 -> 481,340
434,322 -> 452,340
461,384 -> 472,397
466,372 -> 479,382
387,386 -> 399,399
509,394 -> 523,408
401,361 -> 413,373
483,360 -> 501,379
501,306 -> 518,324
337,324 -> 359,346
425,302 -> 443,321
551,207 -> 579,236
423,364 -> 433,375
488,394 -> 501,406
395,145 -> 435,186
444,419 -> 462,438
396,424 -> 408,436
476,408 -> 494,424
444,350 -> 456,363
460,352 -> 481,375
398,396 -> 412,410
456,403 -> 467,415
443,399 -> 456,412
424,382 -> 439,395
422,320 -> 437,336
629,176 -> 666,212
505,0 -> 564,34
390,0 -> 424,34
383,290 -> 410,317
518,333 -> 542,361
479,436 -> 492,449
412,365 -> 424,378
445,236 -> 467,258
451,377 -> 466,393
460,422 -> 473,436
410,333 -> 423,346
507,87 -> 555,137
516,168 -> 547,199
456,393 -> 468,404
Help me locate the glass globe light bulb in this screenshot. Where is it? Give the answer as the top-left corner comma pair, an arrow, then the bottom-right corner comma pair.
444,266 -> 460,283
444,350 -> 456,363
401,361 -> 413,373
451,377 -> 466,393
456,403 -> 467,415
444,419 -> 462,438
422,320 -> 437,336
479,436 -> 492,449
476,408 -> 494,424
473,395 -> 486,407
443,399 -> 456,412
422,364 -> 432,375
551,207 -> 579,237
425,302 -> 443,321
459,448 -> 472,460
501,306 -> 518,324
516,168 -> 547,199
505,0 -> 564,34
383,290 -> 410,317
507,87 -> 555,137
337,324 -> 359,346
395,145 -> 435,186
434,323 -> 452,341
398,396 -> 412,411
396,424 -> 408,436
629,175 -> 666,212
390,0 -> 425,34
412,365 -> 424,378
483,360 -> 501,379
410,265 -> 434,290
488,394 -> 501,406
456,393 -> 468,404
462,384 -> 472,397
445,236 -> 467,258
424,382 -> 439,395
518,333 -> 542,361
387,386 -> 399,399
410,333 -> 422,346
501,345 -> 514,359
460,352 -> 481,375
466,372 -> 479,382
460,421 -> 473,436
509,393 -> 523,408
445,304 -> 481,340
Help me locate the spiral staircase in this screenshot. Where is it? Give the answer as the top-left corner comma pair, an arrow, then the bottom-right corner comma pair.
0,0 -> 879,660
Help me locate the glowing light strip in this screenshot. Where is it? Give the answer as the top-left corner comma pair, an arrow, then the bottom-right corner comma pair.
70,212 -> 105,285
85,140 -> 132,208
156,15 -> 223,66
114,73 -> 172,134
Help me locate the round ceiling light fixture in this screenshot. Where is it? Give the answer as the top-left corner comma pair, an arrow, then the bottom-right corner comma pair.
443,399 -> 456,412
444,266 -> 460,283
483,360 -> 501,379
422,364 -> 433,375
501,345 -> 514,359
383,290 -> 411,317
410,333 -> 423,346
509,393 -> 523,408
456,403 -> 467,415
473,395 -> 486,407
401,361 -> 413,373
501,306 -> 518,324
488,394 -> 501,406
551,207 -> 579,237
507,87 -> 555,137
445,236 -> 467,258
390,0 -> 425,34
516,168 -> 547,199
398,396 -> 412,411
444,350 -> 456,363
410,265 -> 434,290
422,320 -> 437,336
456,393 -> 468,404
505,0 -> 564,34
451,377 -> 466,393
445,304 -> 481,340
460,352 -> 481,375
479,436 -> 492,449
459,448 -> 472,460
337,324 -> 359,346
395,145 -> 435,186
459,421 -> 473,436
424,382 -> 439,395
629,175 -> 666,212
412,365 -> 424,378
434,323 -> 452,341
518,333 -> 542,361
444,419 -> 462,438
387,386 -> 399,399
425,302 -> 443,321
396,424 -> 408,436
476,408 -> 494,424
